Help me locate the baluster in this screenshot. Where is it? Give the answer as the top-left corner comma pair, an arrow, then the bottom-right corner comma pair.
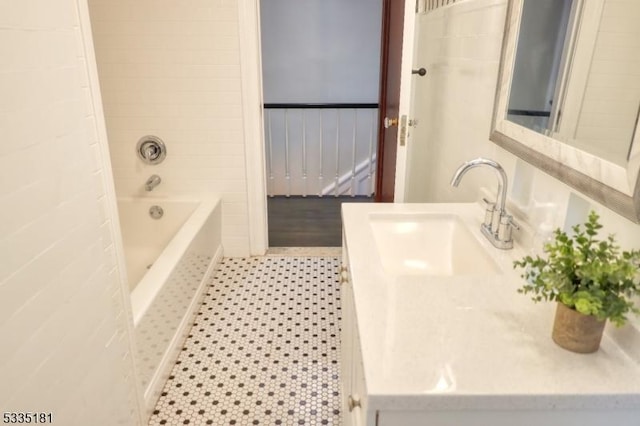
267,109 -> 274,197
350,109 -> 358,197
302,110 -> 307,197
318,110 -> 324,197
284,109 -> 291,197
367,109 -> 375,197
334,109 -> 341,197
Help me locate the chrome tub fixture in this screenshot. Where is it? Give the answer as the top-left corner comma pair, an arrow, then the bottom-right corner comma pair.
145,174 -> 162,192
149,205 -> 164,220
137,135 -> 167,165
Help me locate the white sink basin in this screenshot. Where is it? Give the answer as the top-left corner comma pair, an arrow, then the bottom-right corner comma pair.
369,213 -> 501,276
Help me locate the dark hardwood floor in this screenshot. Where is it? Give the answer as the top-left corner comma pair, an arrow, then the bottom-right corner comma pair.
267,196 -> 373,247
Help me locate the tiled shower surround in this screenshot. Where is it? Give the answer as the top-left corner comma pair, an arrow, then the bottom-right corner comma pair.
150,256 -> 342,425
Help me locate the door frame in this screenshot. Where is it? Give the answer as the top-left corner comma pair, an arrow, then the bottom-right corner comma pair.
393,0 -> 419,202
375,0 -> 404,202
238,0 -> 269,255
376,0 -> 418,203
238,0 -> 417,250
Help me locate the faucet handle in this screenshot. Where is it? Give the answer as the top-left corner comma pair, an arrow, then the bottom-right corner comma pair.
481,198 -> 496,228
498,214 -> 519,244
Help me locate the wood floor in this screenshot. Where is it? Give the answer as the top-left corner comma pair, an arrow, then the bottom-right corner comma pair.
267,196 -> 373,247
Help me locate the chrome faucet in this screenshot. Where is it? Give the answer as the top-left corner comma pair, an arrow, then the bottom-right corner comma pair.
451,158 -> 518,249
145,174 -> 161,191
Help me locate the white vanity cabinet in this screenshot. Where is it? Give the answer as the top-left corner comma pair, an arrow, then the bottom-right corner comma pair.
340,242 -> 371,426
340,202 -> 640,426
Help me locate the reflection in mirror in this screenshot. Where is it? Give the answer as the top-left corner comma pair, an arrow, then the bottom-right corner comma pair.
508,0 -> 573,134
505,0 -> 640,168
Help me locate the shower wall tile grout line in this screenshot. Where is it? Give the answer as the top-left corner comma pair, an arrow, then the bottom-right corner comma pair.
150,256 -> 342,426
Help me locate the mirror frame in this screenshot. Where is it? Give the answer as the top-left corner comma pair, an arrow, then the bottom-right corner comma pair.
490,0 -> 640,223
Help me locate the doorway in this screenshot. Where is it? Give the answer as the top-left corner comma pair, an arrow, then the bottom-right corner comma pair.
259,0 -> 403,247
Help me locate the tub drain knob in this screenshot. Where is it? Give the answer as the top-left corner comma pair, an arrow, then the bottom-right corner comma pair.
149,205 -> 164,219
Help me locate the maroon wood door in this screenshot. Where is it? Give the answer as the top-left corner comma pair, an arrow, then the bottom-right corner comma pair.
375,0 -> 405,202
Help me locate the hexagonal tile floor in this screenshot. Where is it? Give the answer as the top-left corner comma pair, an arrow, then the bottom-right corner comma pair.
149,256 -> 342,425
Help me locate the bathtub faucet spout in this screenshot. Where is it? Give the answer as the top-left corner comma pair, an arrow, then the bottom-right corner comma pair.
145,174 -> 162,191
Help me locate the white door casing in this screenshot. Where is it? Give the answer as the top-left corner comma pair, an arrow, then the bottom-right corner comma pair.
393,0 -> 419,203
238,0 -> 269,255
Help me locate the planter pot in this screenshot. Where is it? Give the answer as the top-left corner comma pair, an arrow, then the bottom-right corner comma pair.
551,302 -> 606,353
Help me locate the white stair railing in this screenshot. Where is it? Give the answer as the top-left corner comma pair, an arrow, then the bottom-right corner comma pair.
264,103 -> 378,197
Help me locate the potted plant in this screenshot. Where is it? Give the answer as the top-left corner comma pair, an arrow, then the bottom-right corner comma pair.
514,211 -> 640,353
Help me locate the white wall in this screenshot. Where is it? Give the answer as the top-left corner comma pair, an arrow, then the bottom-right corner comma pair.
405,0 -> 640,326
260,0 -> 382,103
0,0 -> 140,424
88,0 -> 251,256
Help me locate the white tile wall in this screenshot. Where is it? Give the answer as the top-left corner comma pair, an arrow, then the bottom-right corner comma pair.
0,0 -> 139,424
88,0 -> 251,256
405,0 -> 507,202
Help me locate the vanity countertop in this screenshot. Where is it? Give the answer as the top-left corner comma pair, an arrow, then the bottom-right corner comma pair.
341,202 -> 640,411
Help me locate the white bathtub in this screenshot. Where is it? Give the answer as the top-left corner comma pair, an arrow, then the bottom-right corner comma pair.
118,194 -> 223,412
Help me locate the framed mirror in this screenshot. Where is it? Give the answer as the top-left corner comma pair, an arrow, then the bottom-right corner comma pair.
490,0 -> 640,223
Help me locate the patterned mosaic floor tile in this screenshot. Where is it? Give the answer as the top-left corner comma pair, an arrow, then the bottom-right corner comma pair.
149,256 -> 342,426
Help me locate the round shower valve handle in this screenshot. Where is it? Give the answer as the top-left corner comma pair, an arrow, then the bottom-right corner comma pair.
136,135 -> 167,165
143,143 -> 160,160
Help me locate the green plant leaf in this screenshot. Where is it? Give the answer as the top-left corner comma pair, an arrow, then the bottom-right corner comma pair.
514,211 -> 640,326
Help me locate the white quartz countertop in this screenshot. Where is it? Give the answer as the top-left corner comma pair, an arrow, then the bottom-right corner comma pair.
341,202 -> 640,411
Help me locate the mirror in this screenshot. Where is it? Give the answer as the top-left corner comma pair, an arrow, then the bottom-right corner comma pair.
491,0 -> 640,223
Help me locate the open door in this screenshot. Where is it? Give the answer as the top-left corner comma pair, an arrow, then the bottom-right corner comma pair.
375,0 -> 405,202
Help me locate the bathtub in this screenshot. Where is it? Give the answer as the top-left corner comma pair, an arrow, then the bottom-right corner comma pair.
118,194 -> 223,412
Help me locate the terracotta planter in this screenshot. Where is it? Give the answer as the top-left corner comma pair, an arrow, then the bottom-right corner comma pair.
551,302 -> 606,353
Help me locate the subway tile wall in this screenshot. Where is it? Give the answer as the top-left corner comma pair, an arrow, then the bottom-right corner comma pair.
88,0 -> 251,257
0,0 -> 139,424
406,0 -> 507,203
